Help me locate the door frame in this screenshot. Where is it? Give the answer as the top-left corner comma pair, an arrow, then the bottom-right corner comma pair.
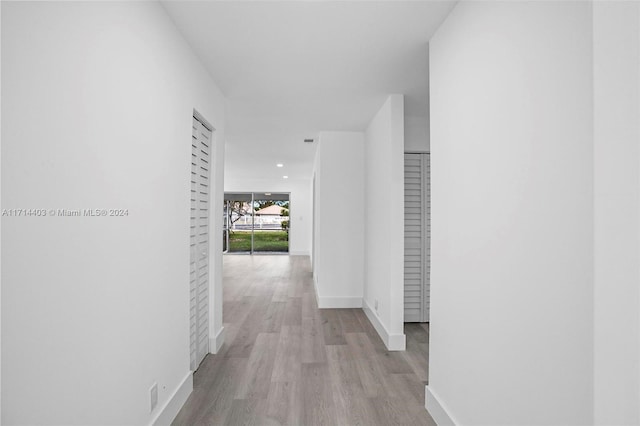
403,151 -> 430,323
190,110 -> 215,371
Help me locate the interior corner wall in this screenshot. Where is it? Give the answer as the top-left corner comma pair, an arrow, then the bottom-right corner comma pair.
428,1 -> 594,424
312,163 -> 319,283
363,95 -> 406,350
1,2 -> 225,424
223,177 -> 313,256
313,132 -> 364,308
210,128 -> 226,357
593,1 -> 640,424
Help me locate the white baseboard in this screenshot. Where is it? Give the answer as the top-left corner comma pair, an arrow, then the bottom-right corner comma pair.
388,332 -> 406,350
151,372 -> 193,426
425,386 -> 457,425
313,274 -> 320,304
312,275 -> 363,308
362,299 -> 406,351
210,326 -> 225,354
289,251 -> 310,256
317,296 -> 363,308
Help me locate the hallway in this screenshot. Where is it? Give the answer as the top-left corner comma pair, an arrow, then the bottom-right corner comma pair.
173,255 -> 434,425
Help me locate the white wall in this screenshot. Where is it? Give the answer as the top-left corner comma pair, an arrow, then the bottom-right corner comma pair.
1,2 -> 225,424
593,2 -> 640,424
362,95 -> 406,351
224,177 -> 312,256
405,46 -> 430,154
428,1 -> 594,424
311,99 -> 406,350
405,114 -> 429,153
312,132 -> 365,308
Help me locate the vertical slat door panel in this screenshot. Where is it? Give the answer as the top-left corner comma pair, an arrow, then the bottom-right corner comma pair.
190,116 -> 213,371
424,154 -> 430,321
404,153 -> 430,322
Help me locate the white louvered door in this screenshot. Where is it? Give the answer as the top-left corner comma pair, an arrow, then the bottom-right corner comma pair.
190,115 -> 212,371
404,153 -> 430,322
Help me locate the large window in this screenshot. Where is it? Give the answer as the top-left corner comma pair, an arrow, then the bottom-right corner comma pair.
223,192 -> 290,254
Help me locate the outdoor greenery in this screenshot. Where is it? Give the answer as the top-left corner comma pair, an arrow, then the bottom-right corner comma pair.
229,230 -> 289,252
255,200 -> 289,210
280,207 -> 289,232
226,199 -> 290,230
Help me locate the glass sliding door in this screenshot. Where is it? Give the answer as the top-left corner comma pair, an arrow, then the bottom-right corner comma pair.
252,194 -> 289,253
224,192 -> 289,254
223,193 -> 253,253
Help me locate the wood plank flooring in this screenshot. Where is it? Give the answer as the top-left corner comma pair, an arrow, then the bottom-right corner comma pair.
173,255 -> 434,426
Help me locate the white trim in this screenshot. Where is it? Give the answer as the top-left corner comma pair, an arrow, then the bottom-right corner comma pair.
312,275 -> 363,308
289,251 -> 310,256
210,326 -> 225,354
388,333 -> 406,350
313,273 -> 321,304
425,386 -> 457,426
193,109 -> 214,132
151,372 -> 193,426
317,297 -> 363,309
363,299 -> 406,351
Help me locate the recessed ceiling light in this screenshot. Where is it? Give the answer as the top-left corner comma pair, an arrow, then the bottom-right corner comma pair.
264,193 -> 271,196
276,163 -> 284,168
283,176 -> 289,179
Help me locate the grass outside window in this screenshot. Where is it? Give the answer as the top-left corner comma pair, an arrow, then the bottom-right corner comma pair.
228,230 -> 289,252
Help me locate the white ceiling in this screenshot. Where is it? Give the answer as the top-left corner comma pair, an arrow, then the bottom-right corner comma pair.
162,0 -> 456,181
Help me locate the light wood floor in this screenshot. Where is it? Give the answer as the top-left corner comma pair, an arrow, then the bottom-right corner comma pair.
173,255 -> 434,426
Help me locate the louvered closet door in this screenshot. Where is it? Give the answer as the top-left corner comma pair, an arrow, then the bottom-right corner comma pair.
404,153 -> 430,322
190,116 -> 212,371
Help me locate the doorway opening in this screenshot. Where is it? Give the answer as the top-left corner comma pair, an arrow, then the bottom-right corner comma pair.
223,192 -> 290,254
190,112 -> 213,371
404,152 -> 430,323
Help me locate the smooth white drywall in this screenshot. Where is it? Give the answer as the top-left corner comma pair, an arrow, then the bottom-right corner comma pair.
593,2 -> 640,423
405,114 -> 429,153
405,46 -> 430,154
429,1 -> 593,424
312,132 -> 364,307
224,177 -> 312,256
1,2 -> 225,424
363,95 -> 406,350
